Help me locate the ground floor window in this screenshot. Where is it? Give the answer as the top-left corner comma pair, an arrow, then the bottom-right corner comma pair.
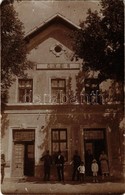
51,128 -> 68,161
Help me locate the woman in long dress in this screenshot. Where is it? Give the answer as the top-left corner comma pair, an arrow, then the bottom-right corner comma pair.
99,151 -> 109,178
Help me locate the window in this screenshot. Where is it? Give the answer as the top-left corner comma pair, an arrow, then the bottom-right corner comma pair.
50,43 -> 65,57
51,129 -> 68,161
13,129 -> 35,141
18,79 -> 33,103
54,45 -> 62,53
85,78 -> 101,104
51,79 -> 66,104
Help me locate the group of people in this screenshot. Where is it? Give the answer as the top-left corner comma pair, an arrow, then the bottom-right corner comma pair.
40,150 -> 64,181
72,150 -> 109,182
40,150 -> 109,182
71,150 -> 99,182
1,150 -> 109,184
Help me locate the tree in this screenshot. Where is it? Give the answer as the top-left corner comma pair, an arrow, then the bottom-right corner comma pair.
72,0 -> 124,82
1,0 -> 32,106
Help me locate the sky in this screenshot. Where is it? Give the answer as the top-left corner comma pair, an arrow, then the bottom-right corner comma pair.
14,0 -> 101,35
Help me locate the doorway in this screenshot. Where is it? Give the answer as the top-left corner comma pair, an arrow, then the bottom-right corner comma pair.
84,128 -> 107,175
12,129 -> 35,177
24,142 -> 35,176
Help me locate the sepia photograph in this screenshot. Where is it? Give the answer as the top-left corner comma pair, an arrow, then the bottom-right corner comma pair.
1,0 -> 125,194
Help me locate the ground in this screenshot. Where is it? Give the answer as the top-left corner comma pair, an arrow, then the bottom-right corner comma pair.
1,178 -> 125,195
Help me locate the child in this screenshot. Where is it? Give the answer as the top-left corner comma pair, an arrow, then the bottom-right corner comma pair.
91,159 -> 99,182
77,161 -> 85,182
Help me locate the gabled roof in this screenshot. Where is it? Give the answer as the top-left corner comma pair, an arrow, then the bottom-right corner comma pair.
25,13 -> 81,41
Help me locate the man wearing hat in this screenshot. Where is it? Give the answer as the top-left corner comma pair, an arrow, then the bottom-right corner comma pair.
91,159 -> 99,182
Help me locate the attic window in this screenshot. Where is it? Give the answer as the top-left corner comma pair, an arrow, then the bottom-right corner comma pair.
55,45 -> 62,53
50,43 -> 66,57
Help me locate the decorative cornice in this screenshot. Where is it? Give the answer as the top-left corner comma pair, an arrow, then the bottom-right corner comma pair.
3,103 -> 124,113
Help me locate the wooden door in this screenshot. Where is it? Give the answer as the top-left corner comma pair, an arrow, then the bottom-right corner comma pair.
12,143 -> 24,177
24,142 -> 35,176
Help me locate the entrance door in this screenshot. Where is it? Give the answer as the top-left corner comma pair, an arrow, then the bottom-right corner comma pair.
12,129 -> 35,177
84,128 -> 106,175
12,144 -> 24,177
24,142 -> 35,176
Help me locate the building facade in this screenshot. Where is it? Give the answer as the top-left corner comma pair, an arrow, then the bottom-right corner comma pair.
2,14 -> 124,180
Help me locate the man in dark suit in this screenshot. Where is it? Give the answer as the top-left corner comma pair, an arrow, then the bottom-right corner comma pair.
40,150 -> 52,181
72,150 -> 81,181
55,150 -> 65,181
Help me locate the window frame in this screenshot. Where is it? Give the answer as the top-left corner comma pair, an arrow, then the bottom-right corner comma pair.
51,78 -> 66,104
18,79 -> 33,103
51,128 -> 68,161
85,78 -> 101,104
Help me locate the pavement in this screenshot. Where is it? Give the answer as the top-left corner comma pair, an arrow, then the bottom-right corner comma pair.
1,177 -> 125,195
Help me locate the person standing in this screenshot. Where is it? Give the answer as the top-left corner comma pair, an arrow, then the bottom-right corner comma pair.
55,151 -> 65,181
91,159 -> 99,182
99,151 -> 109,179
77,161 -> 85,182
71,150 -> 81,181
85,149 -> 93,176
1,154 -> 6,184
40,150 -> 52,181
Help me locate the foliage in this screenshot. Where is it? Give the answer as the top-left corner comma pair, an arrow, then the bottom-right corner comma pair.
100,80 -> 124,104
1,0 -> 21,5
72,0 -> 124,82
1,0 -> 32,106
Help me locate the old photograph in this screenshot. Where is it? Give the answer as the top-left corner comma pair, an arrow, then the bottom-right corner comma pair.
1,0 -> 125,194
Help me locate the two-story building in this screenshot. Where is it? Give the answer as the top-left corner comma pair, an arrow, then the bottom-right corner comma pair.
2,13 -> 124,180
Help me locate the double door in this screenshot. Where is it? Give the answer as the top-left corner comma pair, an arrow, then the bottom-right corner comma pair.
84,128 -> 107,175
12,141 -> 35,177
